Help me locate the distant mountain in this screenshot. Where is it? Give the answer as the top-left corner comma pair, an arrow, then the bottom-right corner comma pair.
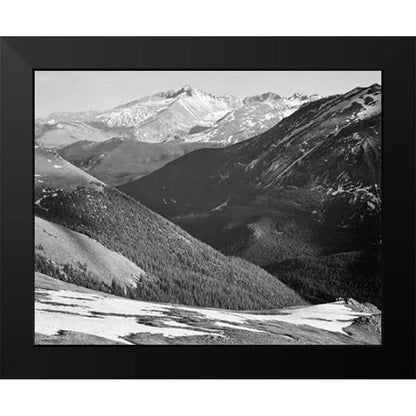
120,84 -> 382,304
34,119 -> 133,149
36,85 -> 241,148
58,138 -> 217,186
36,85 -> 320,148
187,92 -> 321,145
34,146 -> 305,310
100,85 -> 242,143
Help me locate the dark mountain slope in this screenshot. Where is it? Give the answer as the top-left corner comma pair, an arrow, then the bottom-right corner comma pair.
265,249 -> 382,308
34,146 -> 305,310
119,85 -> 382,304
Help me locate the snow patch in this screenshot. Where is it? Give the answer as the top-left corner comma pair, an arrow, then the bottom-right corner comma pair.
35,289 -> 218,344
212,199 -> 229,211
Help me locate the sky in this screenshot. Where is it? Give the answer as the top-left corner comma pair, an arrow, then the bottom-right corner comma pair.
35,71 -> 381,118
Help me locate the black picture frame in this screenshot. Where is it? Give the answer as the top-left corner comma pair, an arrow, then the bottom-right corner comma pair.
1,37 -> 415,379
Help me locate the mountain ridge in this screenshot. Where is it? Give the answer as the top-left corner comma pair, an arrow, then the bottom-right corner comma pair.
36,85 -> 321,148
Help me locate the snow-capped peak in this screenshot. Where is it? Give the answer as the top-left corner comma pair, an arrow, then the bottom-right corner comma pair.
38,85 -> 323,147
182,84 -> 193,92
157,85 -> 200,99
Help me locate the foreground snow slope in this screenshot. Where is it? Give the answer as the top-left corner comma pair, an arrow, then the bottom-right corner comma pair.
35,273 -> 381,345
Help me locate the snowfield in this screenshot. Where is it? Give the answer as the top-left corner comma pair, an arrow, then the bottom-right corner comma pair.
35,274 -> 381,345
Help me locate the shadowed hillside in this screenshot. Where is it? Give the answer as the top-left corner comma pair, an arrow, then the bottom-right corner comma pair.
35,146 -> 305,310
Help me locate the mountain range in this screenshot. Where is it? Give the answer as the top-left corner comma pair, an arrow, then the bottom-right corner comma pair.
36,86 -> 320,185
36,85 -> 320,148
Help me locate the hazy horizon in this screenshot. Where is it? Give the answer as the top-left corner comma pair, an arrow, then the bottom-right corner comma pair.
35,70 -> 381,118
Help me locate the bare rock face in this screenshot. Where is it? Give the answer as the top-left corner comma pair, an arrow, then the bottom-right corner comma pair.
345,298 -> 381,314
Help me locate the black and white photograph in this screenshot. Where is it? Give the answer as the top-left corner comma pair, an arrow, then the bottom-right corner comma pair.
34,70 -> 382,345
